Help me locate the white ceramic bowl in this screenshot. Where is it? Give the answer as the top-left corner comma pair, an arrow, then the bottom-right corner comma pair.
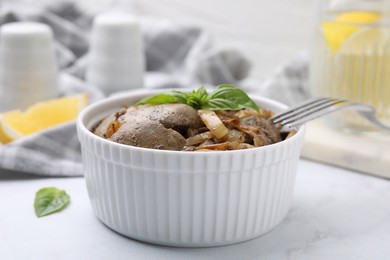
77,89 -> 305,247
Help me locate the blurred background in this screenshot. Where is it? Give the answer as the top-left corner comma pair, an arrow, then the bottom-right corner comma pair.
116,0 -> 320,82
2,0 -> 321,82
88,0 -> 321,82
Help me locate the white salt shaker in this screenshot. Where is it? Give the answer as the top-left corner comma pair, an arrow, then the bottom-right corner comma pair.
0,22 -> 58,112
86,13 -> 145,95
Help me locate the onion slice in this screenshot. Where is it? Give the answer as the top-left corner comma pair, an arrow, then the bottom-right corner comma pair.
198,110 -> 228,139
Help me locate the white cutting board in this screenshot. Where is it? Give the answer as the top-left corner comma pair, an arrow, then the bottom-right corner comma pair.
301,119 -> 390,179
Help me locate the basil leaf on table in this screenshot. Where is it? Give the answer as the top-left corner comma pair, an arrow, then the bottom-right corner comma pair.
136,84 -> 259,111
34,187 -> 70,217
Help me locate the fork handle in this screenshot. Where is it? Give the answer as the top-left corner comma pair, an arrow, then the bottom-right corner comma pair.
351,103 -> 390,131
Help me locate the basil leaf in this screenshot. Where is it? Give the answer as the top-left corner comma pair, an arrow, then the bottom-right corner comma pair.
186,94 -> 202,109
170,91 -> 190,104
196,86 -> 210,107
195,86 -> 208,101
203,98 -> 240,110
135,85 -> 259,111
136,93 -> 177,105
34,187 -> 70,217
209,84 -> 259,111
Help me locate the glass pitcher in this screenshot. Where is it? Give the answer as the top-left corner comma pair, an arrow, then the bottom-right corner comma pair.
310,0 -> 390,131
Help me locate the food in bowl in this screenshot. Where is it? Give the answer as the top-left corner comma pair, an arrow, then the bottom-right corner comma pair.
76,86 -> 305,247
92,85 -> 291,151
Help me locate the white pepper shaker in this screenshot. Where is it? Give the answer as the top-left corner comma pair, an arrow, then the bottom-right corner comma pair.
0,22 -> 58,112
86,13 -> 145,95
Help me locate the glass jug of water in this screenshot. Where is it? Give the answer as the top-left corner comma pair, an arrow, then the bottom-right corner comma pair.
310,0 -> 390,131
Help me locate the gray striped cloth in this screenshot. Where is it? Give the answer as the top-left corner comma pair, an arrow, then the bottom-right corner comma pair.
260,52 -> 310,106
0,0 -> 255,177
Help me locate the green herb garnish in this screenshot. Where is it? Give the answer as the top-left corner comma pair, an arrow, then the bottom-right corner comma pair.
34,187 -> 70,217
136,84 -> 259,111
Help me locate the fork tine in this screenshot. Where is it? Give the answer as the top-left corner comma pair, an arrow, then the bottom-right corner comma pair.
270,97 -> 390,131
287,101 -> 390,130
279,99 -> 347,127
271,98 -> 342,124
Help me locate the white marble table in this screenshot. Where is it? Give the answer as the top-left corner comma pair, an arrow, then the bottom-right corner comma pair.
2,159 -> 390,260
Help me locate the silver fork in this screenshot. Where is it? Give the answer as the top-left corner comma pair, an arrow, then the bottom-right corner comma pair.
270,97 -> 390,131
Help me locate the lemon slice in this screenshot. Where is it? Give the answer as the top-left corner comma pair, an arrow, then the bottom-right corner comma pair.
0,115 -> 13,143
340,27 -> 384,53
322,11 -> 380,52
0,93 -> 88,144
